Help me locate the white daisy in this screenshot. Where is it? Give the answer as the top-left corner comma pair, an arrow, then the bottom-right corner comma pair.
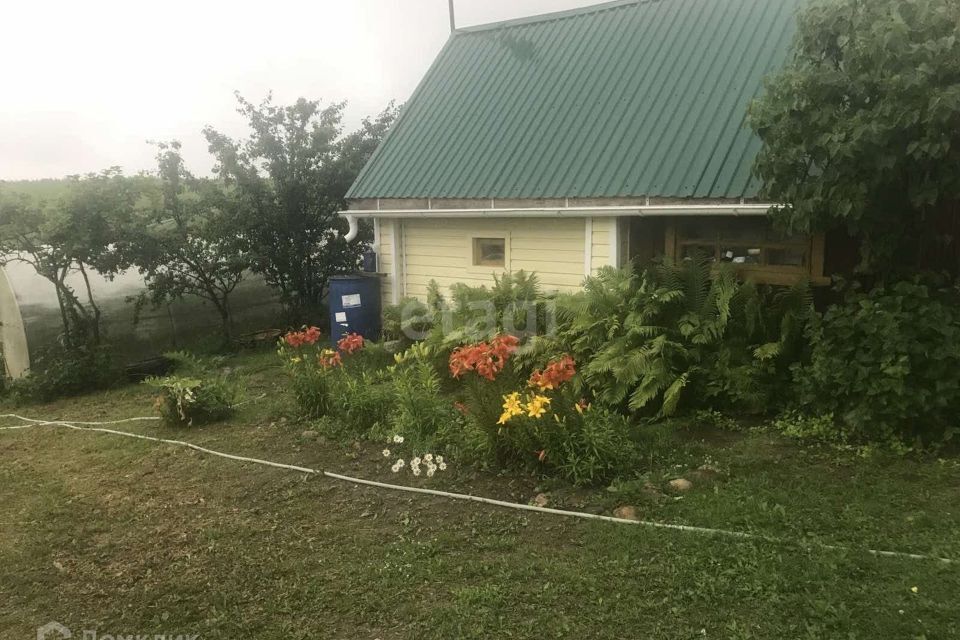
423,453 -> 433,462
411,456 -> 421,467
436,456 -> 444,465
395,458 -> 405,469
382,449 -> 391,458
412,467 -> 422,476
438,462 -> 447,471
426,467 -> 436,477
393,435 -> 404,444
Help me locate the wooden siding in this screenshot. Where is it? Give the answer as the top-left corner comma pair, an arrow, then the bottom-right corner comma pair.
391,218 -> 590,301
590,217 -> 616,273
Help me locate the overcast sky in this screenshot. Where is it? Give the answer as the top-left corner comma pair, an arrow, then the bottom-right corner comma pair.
1,0 -> 600,181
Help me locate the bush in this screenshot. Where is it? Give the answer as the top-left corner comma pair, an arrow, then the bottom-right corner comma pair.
381,296 -> 432,345
417,271 -> 555,349
280,328 -> 374,418
793,278 -> 960,446
329,370 -> 395,436
771,410 -> 840,442
451,340 -> 641,484
145,375 -> 237,427
557,259 -> 813,417
540,406 -> 640,486
6,343 -> 117,404
387,353 -> 468,454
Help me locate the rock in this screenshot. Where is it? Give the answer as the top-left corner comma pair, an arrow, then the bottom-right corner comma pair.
613,505 -> 640,521
301,430 -> 319,440
531,493 -> 550,507
667,478 -> 693,492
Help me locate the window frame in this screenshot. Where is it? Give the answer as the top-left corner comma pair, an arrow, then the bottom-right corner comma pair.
465,230 -> 511,274
665,219 -> 827,286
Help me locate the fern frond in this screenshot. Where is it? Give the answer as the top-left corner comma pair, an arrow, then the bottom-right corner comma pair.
659,371 -> 690,416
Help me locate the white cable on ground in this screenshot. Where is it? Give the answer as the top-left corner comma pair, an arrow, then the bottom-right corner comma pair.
0,414 -> 953,564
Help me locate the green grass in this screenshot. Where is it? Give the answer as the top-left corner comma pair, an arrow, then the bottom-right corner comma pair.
1,349 -> 958,639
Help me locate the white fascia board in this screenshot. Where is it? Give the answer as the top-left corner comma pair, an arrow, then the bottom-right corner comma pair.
342,204 -> 774,219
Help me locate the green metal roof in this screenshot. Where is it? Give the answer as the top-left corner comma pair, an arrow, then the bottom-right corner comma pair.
347,0 -> 804,201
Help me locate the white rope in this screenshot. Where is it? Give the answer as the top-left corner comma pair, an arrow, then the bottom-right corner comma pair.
1,414 -> 953,564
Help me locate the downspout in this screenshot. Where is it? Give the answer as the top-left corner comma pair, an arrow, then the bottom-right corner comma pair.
344,214 -> 360,242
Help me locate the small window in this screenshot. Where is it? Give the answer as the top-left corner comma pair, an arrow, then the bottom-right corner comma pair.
472,237 -> 506,267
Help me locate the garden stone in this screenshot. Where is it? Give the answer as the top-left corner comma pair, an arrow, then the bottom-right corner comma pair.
532,493 -> 550,507
613,505 -> 639,521
667,478 -> 693,492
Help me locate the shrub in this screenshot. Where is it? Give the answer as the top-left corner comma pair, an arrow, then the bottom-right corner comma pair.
557,259 -> 813,417
280,328 -> 370,418
381,296 -> 433,345
387,354 -> 467,454
419,271 -> 555,349
329,369 -> 395,435
453,345 -> 641,484
793,278 -> 960,446
6,343 -> 117,404
771,410 -> 840,443
145,375 -> 236,427
540,406 -> 640,486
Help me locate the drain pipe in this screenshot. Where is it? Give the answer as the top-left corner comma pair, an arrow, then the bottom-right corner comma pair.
344,214 -> 360,242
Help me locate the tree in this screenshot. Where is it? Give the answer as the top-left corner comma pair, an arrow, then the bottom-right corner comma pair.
123,142 -> 249,344
0,170 -> 138,347
203,94 -> 399,319
750,0 -> 960,273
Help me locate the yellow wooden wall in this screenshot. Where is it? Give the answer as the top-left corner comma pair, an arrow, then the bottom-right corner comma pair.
374,216 -> 626,304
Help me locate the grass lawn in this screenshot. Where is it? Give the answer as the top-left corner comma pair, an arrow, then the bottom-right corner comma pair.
1,350 -> 958,639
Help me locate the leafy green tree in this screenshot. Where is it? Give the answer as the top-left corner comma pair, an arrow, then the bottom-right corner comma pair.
203,93 -> 399,319
123,142 -> 249,344
0,170 -> 139,346
750,0 -> 960,272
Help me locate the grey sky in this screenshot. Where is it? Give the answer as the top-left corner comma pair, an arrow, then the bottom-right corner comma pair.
1,0 -> 600,180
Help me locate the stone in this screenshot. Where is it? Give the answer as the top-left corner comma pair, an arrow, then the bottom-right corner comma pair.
613,505 -> 639,520
667,478 -> 693,492
301,430 -> 319,440
532,493 -> 550,507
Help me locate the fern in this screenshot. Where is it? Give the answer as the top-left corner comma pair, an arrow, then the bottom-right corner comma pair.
558,258 -> 813,417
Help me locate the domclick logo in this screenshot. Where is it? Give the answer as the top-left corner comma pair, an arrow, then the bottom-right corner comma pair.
36,622 -> 71,640
397,297 -> 557,341
35,623 -> 198,640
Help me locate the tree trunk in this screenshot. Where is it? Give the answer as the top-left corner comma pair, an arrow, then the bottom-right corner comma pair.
77,264 -> 102,345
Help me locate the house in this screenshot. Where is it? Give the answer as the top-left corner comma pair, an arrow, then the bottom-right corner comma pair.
342,0 -> 828,308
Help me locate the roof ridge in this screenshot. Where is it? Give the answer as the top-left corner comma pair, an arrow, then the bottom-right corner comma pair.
456,0 -> 656,34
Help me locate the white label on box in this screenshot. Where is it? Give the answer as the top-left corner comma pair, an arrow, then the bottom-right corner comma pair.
341,293 -> 361,308
334,312 -> 347,322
